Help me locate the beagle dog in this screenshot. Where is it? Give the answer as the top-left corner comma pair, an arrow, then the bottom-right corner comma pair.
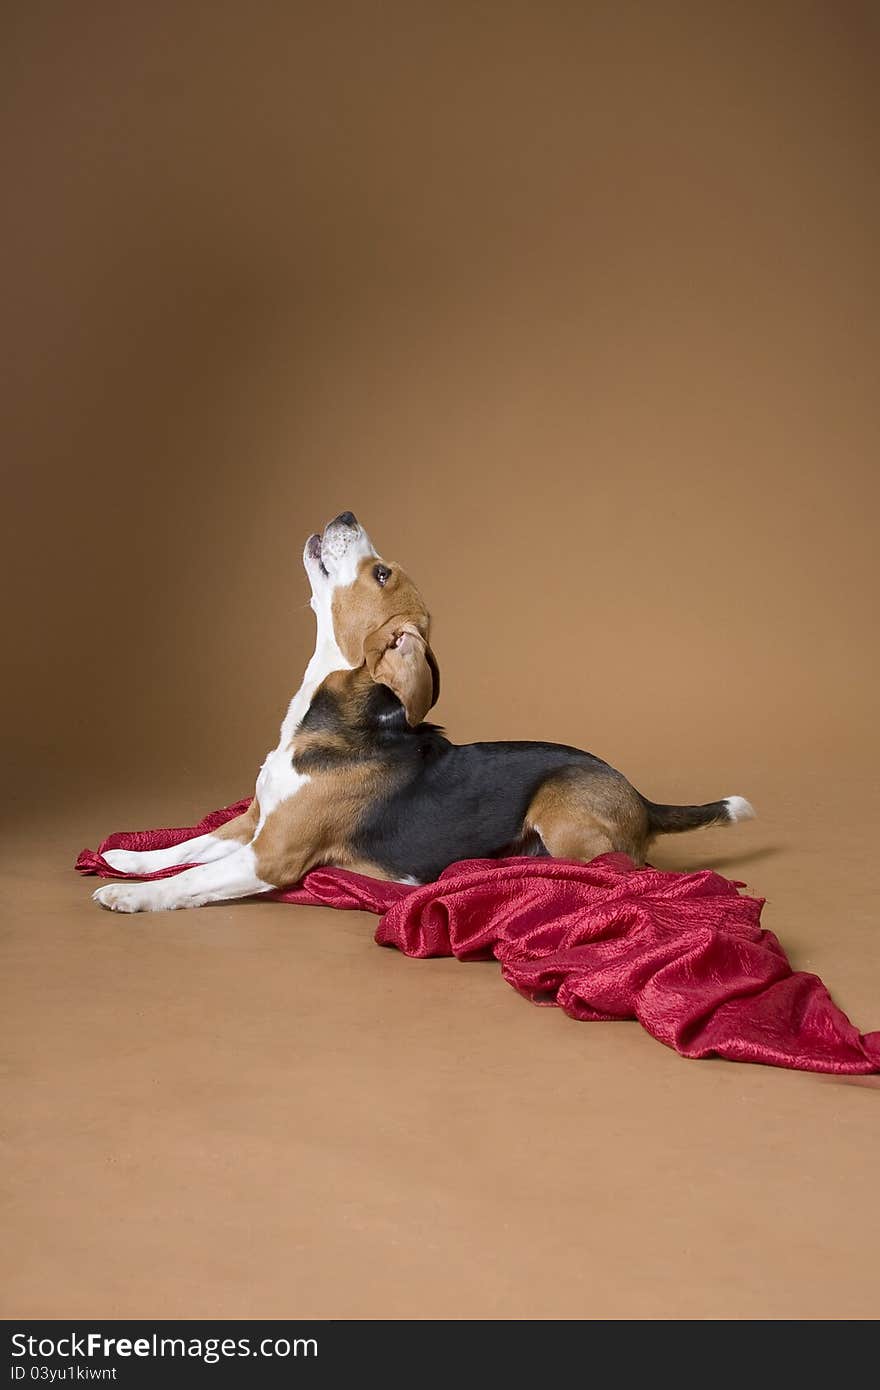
94,512 -> 754,912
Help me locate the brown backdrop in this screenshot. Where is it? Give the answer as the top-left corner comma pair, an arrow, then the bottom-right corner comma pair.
3,2 -> 879,1321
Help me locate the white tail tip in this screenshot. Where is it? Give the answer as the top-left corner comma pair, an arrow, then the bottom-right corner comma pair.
725,795 -> 756,823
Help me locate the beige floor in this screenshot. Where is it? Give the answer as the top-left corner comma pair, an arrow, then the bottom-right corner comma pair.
3,763 -> 879,1322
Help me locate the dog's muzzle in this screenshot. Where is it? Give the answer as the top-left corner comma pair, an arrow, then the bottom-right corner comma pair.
304,511 -> 370,582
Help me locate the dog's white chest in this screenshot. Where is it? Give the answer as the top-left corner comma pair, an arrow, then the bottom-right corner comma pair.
254,634 -> 352,834
255,744 -> 309,833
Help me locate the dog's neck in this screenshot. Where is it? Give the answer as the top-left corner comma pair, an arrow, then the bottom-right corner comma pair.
279,609 -> 353,748
291,666 -> 435,774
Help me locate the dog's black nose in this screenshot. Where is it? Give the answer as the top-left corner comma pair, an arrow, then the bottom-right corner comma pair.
331,511 -> 358,528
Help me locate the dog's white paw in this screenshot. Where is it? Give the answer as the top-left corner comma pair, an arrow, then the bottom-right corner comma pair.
103,848 -> 148,874
93,883 -> 156,913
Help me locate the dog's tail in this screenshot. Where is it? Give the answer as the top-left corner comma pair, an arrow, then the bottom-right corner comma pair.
642,794 -> 756,837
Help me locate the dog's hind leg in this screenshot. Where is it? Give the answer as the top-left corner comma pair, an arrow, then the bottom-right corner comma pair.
526,765 -> 649,865
102,800 -> 259,876
532,819 -> 618,863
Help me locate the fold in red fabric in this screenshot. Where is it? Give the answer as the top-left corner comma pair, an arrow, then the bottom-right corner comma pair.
76,800 -> 880,1074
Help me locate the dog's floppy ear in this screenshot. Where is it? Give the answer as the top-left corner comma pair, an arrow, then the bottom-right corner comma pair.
364,619 -> 439,727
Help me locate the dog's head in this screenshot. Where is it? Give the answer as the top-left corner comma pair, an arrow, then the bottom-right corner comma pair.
303,512 -> 439,726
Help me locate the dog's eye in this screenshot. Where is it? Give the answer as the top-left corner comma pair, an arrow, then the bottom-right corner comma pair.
373,564 -> 391,586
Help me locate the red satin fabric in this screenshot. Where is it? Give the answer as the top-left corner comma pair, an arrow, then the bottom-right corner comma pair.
76,800 -> 880,1074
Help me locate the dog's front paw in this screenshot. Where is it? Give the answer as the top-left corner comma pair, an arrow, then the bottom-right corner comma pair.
93,883 -> 156,913
103,848 -> 148,875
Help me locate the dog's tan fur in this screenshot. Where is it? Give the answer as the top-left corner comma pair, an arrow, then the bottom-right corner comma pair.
526,767 -> 650,864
